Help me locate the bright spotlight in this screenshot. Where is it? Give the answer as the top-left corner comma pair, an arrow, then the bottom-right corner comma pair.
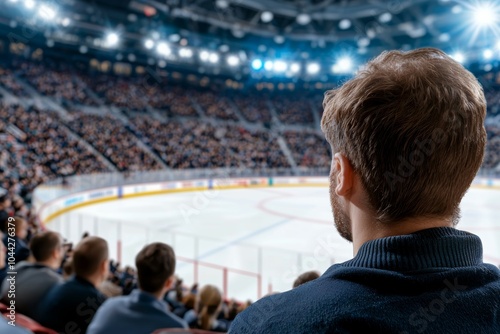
261,11 -> 274,23
264,60 -> 274,71
338,19 -> 351,30
251,59 -> 263,70
483,49 -> 493,59
273,60 -> 287,72
200,50 -> 210,62
451,52 -> 465,63
144,39 -> 154,50
290,63 -> 301,73
306,62 -> 320,74
8,0 -> 19,3
104,32 -> 120,48
38,4 -> 57,20
24,0 -> 35,9
156,42 -> 171,56
61,17 -> 71,27
227,55 -> 240,66
333,57 -> 353,73
179,48 -> 193,58
209,52 -> 219,63
472,3 -> 498,27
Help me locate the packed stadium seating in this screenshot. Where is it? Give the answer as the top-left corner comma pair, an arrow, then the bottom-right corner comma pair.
1,56 -> 500,333
1,57 -> 499,202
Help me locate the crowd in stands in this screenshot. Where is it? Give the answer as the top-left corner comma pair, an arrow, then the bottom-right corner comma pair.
67,112 -> 162,172
17,62 -> 98,106
0,58 -> 498,191
0,103 -> 110,206
131,116 -> 239,169
224,126 -> 290,168
485,125 -> 500,169
194,91 -> 239,121
284,131 -> 331,168
0,66 -> 29,97
271,96 -> 315,125
87,75 -> 151,111
234,95 -> 272,123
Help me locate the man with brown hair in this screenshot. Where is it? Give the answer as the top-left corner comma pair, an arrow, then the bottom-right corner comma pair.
1,231 -> 64,318
230,48 -> 500,333
87,242 -> 187,334
36,236 -> 109,333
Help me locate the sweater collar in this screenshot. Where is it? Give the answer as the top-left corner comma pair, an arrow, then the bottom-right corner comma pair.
340,227 -> 483,271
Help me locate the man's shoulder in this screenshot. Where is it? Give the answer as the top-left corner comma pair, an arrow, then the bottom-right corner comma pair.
229,267 -> 372,333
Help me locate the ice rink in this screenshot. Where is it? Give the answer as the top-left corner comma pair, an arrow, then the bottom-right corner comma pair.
47,186 -> 500,301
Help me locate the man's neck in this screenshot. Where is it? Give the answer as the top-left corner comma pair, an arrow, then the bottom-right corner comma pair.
38,259 -> 58,270
351,212 -> 453,256
79,274 -> 101,288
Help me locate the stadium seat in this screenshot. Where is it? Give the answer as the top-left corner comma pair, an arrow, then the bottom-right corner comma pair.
0,303 -> 57,334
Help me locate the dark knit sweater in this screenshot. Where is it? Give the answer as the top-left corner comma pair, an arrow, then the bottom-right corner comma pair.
229,227 -> 500,333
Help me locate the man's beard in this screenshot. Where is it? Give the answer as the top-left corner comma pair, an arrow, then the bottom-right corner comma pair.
330,171 -> 353,242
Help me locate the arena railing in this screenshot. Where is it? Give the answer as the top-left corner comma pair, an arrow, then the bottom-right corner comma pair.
34,167 -> 329,205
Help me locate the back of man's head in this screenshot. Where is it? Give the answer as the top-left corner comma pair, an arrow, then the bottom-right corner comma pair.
293,271 -> 320,288
73,236 -> 108,280
135,242 -> 176,294
10,216 -> 28,240
322,48 -> 486,224
29,231 -> 62,265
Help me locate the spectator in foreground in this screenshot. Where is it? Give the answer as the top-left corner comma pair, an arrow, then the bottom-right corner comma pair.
36,236 -> 108,333
292,271 -> 320,288
184,284 -> 228,332
230,48 -> 500,333
87,242 -> 187,334
1,231 -> 64,318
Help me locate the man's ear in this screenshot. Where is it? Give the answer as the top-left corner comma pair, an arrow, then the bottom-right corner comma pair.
164,275 -> 175,290
333,153 -> 354,197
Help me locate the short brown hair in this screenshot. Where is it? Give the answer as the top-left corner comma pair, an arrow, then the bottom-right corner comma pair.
135,242 -> 176,293
293,271 -> 320,288
322,48 -> 486,223
73,236 -> 108,278
29,231 -> 62,262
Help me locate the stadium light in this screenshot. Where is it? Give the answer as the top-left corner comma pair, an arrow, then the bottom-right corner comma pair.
8,0 -> 19,3
227,55 -> 240,66
332,57 -> 353,74
472,3 -> 498,27
290,63 -> 301,73
61,17 -> 71,27
104,32 -> 120,48
338,19 -> 351,30
24,0 -> 35,9
209,52 -> 219,63
179,48 -> 193,58
379,12 -> 392,23
261,11 -> 273,23
483,49 -> 493,59
264,60 -> 274,71
144,39 -> 154,50
273,60 -> 287,72
38,4 -> 58,21
156,42 -> 171,56
306,62 -> 320,74
451,52 -> 465,63
199,50 -> 210,62
251,59 -> 263,70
